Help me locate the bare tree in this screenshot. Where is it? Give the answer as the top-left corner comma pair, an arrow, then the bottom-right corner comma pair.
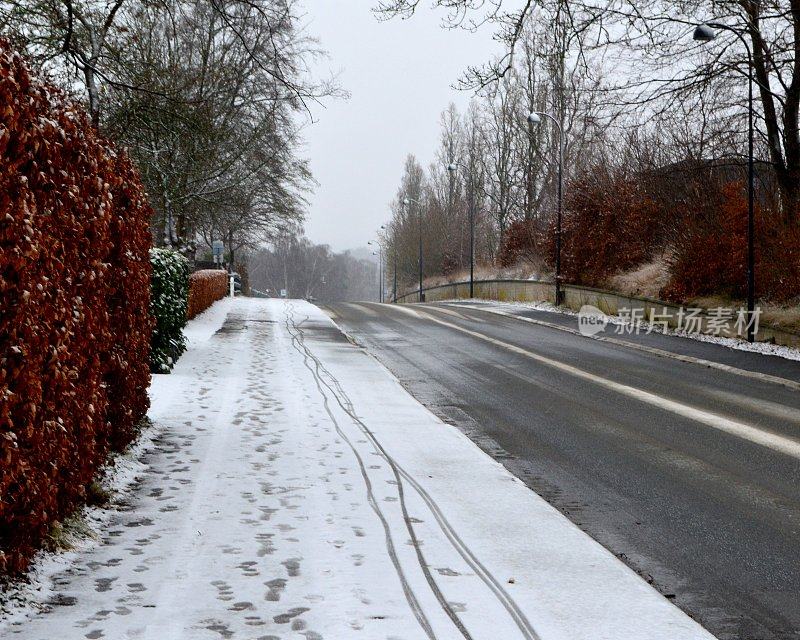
478,76 -> 522,242
376,0 -> 800,222
101,0 -> 323,253
0,0 -> 131,127
1,0 -> 337,126
427,103 -> 466,271
249,235 -> 378,301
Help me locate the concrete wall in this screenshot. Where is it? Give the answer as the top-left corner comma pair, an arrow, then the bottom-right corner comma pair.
394,279 -> 800,349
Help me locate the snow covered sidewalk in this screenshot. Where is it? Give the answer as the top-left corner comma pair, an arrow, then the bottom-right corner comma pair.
2,298 -> 716,639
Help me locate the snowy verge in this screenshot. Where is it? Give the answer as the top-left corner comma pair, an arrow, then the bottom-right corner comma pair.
183,296 -> 233,348
444,298 -> 800,362
0,423 -> 159,625
150,296 -> 232,417
0,297 -> 232,622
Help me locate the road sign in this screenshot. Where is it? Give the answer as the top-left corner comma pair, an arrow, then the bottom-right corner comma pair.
212,240 -> 224,264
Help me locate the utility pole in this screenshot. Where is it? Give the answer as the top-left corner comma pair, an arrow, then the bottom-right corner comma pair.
402,197 -> 424,302
693,22 -> 757,342
527,111 -> 564,305
447,162 -> 476,298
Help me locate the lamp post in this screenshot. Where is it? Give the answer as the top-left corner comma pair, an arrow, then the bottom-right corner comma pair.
527,111 -> 565,305
447,161 -> 475,298
693,22 -> 756,342
403,196 -> 424,302
384,223 -> 397,303
370,247 -> 382,302
393,246 -> 398,303
380,224 -> 388,303
368,239 -> 384,302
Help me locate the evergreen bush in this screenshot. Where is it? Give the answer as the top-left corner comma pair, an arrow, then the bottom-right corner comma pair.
149,248 -> 189,372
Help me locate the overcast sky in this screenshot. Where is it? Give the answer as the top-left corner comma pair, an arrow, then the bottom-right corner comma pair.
300,2 -> 500,253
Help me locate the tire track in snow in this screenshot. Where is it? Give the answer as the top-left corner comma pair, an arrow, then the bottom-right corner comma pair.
282,305 -> 440,640
285,308 -> 476,640
284,303 -> 539,640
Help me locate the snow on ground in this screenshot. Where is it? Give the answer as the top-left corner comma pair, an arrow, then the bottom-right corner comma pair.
183,297 -> 235,349
0,426 -> 159,628
448,298 -> 800,362
1,298 -> 716,639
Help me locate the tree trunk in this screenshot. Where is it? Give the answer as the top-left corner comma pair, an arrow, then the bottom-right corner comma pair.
83,63 -> 100,129
746,0 -> 799,224
526,117 -> 535,221
777,166 -> 799,225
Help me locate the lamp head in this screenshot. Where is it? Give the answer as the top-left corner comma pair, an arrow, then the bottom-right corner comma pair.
403,197 -> 410,206
527,112 -> 542,125
447,162 -> 458,173
693,23 -> 716,42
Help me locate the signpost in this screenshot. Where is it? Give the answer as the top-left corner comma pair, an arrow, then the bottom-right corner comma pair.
212,240 -> 224,267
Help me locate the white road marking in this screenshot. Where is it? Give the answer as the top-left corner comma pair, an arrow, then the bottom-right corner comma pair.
364,302 -> 422,318
419,311 -> 800,461
345,302 -> 379,317
703,387 -> 800,426
444,303 -> 800,392
424,305 -> 473,322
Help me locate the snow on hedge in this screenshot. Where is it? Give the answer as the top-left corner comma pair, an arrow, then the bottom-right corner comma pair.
149,248 -> 189,373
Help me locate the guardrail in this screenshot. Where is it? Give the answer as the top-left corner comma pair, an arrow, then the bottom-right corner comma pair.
392,279 -> 800,349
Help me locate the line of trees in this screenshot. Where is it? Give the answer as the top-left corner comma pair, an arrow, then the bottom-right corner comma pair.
380,1 -> 800,304
249,235 -> 379,303
2,0 -> 338,261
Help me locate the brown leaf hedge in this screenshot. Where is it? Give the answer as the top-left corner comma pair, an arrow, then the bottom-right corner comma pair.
0,43 -> 153,574
187,270 -> 228,320
500,163 -> 800,305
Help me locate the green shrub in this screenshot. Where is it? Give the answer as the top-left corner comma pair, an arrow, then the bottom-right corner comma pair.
150,248 -> 189,372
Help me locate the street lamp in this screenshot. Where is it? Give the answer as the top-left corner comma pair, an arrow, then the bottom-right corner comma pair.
370,249 -> 382,302
403,196 -> 424,302
368,239 -> 384,302
447,161 -> 475,298
381,223 -> 398,303
379,225 -> 388,303
527,110 -> 565,305
693,22 -> 756,342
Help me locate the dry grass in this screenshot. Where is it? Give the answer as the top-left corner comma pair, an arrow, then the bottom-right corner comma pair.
44,514 -> 96,553
763,305 -> 800,332
688,294 -> 800,333
608,255 -> 671,299
420,261 -> 551,290
86,480 -> 112,507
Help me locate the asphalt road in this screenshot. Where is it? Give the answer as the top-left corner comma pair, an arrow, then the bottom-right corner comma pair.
324,301 -> 800,640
